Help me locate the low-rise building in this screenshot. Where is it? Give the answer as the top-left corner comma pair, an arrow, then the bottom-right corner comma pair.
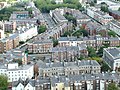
0,63 -> 34,82
108,20 -> 120,36
103,47 -> 120,71
87,7 -> 113,25
72,10 -> 91,26
50,46 -> 80,62
38,60 -> 101,77
51,10 -> 68,24
3,49 -> 28,64
58,37 -> 83,47
0,21 -> 16,32
58,36 -> 120,49
27,39 -> 53,54
109,9 -> 120,20
12,72 -> 120,90
85,21 -> 108,36
9,11 -> 32,26
12,77 -> 50,90
0,21 -> 5,39
17,24 -> 38,42
0,34 -> 19,53
51,72 -> 120,90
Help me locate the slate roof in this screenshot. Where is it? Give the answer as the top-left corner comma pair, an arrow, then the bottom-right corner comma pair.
106,47 -> 120,59
51,72 -> 120,86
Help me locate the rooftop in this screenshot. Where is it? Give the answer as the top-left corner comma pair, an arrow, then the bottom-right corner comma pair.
105,47 -> 120,59
38,60 -> 100,69
53,11 -> 67,21
51,72 -> 120,86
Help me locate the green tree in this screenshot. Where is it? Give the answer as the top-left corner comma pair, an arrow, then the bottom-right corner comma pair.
35,0 -> 82,13
38,25 -> 47,34
13,59 -> 22,66
97,46 -> 105,57
107,83 -> 119,90
78,55 -> 85,60
108,30 -> 116,37
0,75 -> 8,90
101,61 -> 111,71
81,29 -> 89,37
101,5 -> 109,12
72,30 -> 82,38
26,8 -> 33,17
62,31 -> 71,37
53,38 -> 58,47
87,46 -> 97,57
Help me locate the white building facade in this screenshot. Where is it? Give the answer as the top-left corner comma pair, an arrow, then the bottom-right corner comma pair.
17,24 -> 38,42
0,63 -> 34,82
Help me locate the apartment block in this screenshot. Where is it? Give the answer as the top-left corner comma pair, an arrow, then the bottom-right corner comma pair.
50,46 -> 80,62
12,72 -> 120,90
27,39 -> 53,54
0,63 -> 34,82
38,60 -> 101,77
0,21 -> 16,32
86,7 -> 113,25
109,20 -> 120,36
0,34 -> 19,53
17,24 -> 38,42
58,36 -> 120,49
51,73 -> 120,90
103,47 -> 120,71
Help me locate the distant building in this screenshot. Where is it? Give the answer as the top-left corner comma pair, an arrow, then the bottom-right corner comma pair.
12,77 -> 50,90
109,20 -> 120,36
50,46 -> 80,62
0,22 -> 5,39
27,39 -> 53,54
17,24 -> 38,42
86,7 -> 113,25
0,34 -> 19,53
0,63 -> 34,82
12,78 -> 35,90
3,49 -> 28,65
50,9 -> 68,24
0,21 -> 16,32
12,72 -> 120,90
51,73 -> 120,90
38,60 -> 101,77
58,36 -> 120,49
85,21 -> 108,36
72,10 -> 91,26
103,47 -> 120,71
9,11 -> 37,26
109,9 -> 120,20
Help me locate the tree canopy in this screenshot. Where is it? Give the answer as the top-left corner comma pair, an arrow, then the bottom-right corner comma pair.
35,0 -> 82,13
87,46 -> 97,57
108,30 -> 117,37
38,25 -> 47,34
0,75 -> 8,90
107,83 -> 119,90
100,3 -> 109,12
